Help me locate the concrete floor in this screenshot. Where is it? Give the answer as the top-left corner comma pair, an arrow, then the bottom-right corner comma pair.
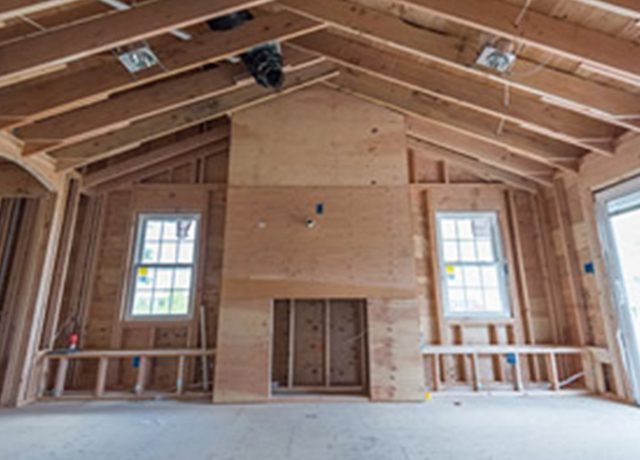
1,396 -> 639,460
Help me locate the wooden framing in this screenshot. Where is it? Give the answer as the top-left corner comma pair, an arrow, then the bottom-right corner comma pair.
0,0 -> 273,85
0,1 -> 84,22
362,0 -> 640,82
291,30 -> 623,156
0,10 -> 324,128
49,60 -> 337,169
43,349 -> 216,400
281,0 -> 640,130
1,0 -> 638,408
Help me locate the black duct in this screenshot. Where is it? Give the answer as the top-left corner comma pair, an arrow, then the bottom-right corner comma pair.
207,10 -> 285,90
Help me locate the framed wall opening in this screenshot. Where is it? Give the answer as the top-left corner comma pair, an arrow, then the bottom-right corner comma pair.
597,176 -> 640,405
271,299 -> 368,398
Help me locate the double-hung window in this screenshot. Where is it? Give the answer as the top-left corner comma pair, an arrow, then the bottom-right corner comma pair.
436,212 -> 511,317
127,213 -> 200,319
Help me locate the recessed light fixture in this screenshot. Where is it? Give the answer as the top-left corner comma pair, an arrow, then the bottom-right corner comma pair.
118,46 -> 159,74
476,44 -> 517,73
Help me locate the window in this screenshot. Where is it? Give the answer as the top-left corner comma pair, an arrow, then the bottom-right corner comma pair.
436,212 -> 510,317
127,213 -> 200,319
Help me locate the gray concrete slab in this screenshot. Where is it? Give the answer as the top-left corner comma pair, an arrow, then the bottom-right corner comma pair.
0,396 -> 639,460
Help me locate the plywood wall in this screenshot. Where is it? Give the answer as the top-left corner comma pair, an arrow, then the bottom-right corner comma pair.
222,186 -> 416,299
56,150 -> 228,393
229,86 -> 408,187
216,85 -> 420,402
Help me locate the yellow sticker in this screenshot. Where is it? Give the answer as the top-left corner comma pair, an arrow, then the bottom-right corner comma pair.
138,267 -> 149,276
446,265 -> 455,275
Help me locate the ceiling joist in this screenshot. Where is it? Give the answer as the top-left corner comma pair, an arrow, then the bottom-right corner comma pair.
0,0 -> 83,22
291,30 -> 623,156
407,117 -> 557,186
360,0 -> 640,83
280,0 -> 640,131
408,137 -> 541,193
82,127 -> 229,188
0,0 -> 273,86
328,69 -> 582,172
0,10 -> 324,128
49,60 -> 338,170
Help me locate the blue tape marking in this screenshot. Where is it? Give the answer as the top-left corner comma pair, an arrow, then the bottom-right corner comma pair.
316,203 -> 324,215
584,262 -> 595,274
132,356 -> 140,368
506,353 -> 517,365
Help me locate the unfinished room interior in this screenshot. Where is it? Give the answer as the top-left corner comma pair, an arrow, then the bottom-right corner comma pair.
1,0 -> 640,458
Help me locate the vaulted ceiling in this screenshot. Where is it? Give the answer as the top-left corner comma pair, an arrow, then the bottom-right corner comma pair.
1,0 -> 639,192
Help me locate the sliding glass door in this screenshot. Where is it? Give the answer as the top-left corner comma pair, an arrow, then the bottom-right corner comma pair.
597,177 -> 640,404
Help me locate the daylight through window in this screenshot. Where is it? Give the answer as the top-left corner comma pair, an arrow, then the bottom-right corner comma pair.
436,212 -> 511,317
128,214 -> 199,318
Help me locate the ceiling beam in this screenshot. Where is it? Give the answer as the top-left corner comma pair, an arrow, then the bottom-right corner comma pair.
90,140 -> 230,194
280,0 -> 640,131
408,137 -> 541,193
82,127 -> 229,186
0,0 -> 273,85
48,60 -> 338,169
291,30 -> 622,155
0,10 -> 323,127
328,68 -> 582,172
0,0 -> 83,22
359,0 -> 640,83
407,117 -> 556,186
573,0 -> 640,18
18,47 -> 321,155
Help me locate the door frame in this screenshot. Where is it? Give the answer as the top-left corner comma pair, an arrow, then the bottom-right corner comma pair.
595,176 -> 640,404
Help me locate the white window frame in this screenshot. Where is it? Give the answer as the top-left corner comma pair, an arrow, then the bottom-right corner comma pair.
125,212 -> 201,321
435,211 -> 512,319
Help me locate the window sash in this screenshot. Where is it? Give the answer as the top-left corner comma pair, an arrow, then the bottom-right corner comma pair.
126,213 -> 200,320
436,212 -> 511,318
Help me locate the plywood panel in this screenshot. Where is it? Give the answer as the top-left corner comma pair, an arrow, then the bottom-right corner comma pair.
330,299 -> 365,386
293,299 -> 325,386
222,187 -> 416,299
229,85 -> 408,187
213,299 -> 272,403
368,298 -> 423,401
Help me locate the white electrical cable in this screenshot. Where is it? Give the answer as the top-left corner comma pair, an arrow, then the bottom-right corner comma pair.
99,0 -> 192,40
19,14 -> 46,31
514,0 -> 533,27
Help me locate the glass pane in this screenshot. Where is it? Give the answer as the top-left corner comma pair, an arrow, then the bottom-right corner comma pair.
145,220 -> 162,240
460,241 -> 477,262
141,242 -> 159,263
163,221 -> 178,241
472,218 -> 492,240
132,291 -> 152,315
443,241 -> 459,262
463,266 -> 482,287
448,288 -> 466,312
152,290 -> 171,315
440,219 -> 457,239
177,242 -> 195,264
484,288 -> 503,312
171,290 -> 191,315
477,240 -> 494,262
156,268 -> 174,289
481,266 -> 500,287
159,242 -> 178,263
175,269 -> 192,289
457,219 -> 474,239
466,288 -> 485,312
